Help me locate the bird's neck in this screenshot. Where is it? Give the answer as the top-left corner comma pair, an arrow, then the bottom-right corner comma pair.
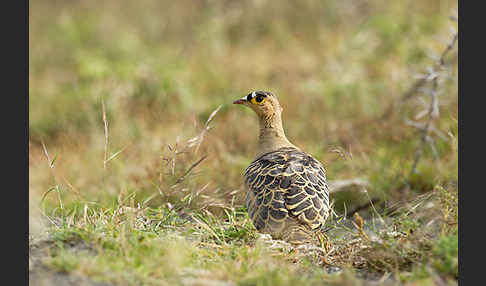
257,112 -> 297,157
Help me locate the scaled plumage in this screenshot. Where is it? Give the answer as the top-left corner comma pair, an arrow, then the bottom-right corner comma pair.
244,147 -> 330,243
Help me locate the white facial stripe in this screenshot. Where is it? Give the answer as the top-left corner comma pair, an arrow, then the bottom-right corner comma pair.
251,91 -> 256,98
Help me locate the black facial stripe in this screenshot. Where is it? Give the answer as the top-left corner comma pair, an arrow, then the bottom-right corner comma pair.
247,91 -> 270,102
255,91 -> 271,97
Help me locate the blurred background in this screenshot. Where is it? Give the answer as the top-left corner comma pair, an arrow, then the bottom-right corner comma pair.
29,0 -> 458,221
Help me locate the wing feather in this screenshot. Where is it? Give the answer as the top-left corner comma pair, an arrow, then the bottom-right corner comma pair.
244,147 -> 329,232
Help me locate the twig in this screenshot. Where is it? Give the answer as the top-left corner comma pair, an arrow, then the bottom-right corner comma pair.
409,31 -> 457,175
410,82 -> 438,175
382,29 -> 458,119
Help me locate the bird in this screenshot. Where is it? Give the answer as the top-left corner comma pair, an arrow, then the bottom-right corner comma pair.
233,90 -> 330,245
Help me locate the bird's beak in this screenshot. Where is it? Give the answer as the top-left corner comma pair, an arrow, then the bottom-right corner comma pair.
233,97 -> 247,105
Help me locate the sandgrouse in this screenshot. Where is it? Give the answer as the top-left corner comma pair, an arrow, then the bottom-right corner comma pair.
234,91 -> 330,244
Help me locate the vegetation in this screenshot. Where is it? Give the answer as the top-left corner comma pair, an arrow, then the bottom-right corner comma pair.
29,0 -> 458,285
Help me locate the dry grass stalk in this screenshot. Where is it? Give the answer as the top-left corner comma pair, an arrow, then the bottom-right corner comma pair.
101,98 -> 109,170
173,155 -> 208,185
188,104 -> 223,154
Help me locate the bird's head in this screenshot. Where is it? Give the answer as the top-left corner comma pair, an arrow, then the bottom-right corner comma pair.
233,91 -> 283,120
233,90 -> 295,155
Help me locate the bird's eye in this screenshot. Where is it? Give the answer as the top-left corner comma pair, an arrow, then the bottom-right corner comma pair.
251,95 -> 265,105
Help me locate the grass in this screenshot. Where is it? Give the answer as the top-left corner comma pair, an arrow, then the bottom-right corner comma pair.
29,0 -> 458,285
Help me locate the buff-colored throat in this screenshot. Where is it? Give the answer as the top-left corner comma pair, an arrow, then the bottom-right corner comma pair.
255,107 -> 298,158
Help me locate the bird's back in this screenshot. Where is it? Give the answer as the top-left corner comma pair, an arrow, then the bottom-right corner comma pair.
244,147 -> 330,244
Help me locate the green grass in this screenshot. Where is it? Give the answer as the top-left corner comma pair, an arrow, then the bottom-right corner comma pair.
30,0 -> 458,285
34,184 -> 458,285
